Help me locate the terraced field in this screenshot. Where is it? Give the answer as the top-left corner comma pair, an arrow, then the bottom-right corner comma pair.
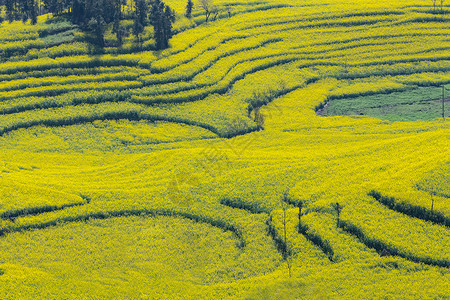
0,0 -> 449,298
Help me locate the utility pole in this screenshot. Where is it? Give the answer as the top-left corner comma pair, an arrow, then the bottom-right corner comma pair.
442,85 -> 445,122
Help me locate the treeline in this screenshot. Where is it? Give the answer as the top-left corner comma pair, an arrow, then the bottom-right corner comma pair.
1,0 -> 175,50
2,0 -> 39,24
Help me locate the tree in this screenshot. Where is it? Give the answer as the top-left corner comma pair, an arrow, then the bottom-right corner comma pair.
43,0 -> 67,16
5,0 -> 16,23
199,0 -> 212,23
133,0 -> 148,44
431,192 -> 437,211
210,4 -> 220,21
13,0 -> 127,48
185,0 -> 193,18
71,0 -> 85,24
5,0 -> 38,24
150,0 -> 175,50
112,0 -> 125,45
86,0 -> 109,49
162,5 -> 175,48
87,16 -> 106,48
25,0 -> 38,25
332,202 -> 343,227
225,5 -> 231,18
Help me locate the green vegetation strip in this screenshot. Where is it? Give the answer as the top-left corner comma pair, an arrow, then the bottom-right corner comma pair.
368,190 -> 450,227
0,201 -> 87,221
220,197 -> 271,214
339,219 -> 450,268
236,11 -> 403,32
0,209 -> 245,248
266,216 -> 291,259
298,223 -> 334,261
0,111 -> 220,138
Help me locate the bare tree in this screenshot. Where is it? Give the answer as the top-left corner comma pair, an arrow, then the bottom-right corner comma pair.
332,202 -> 343,228
199,0 -> 214,23
211,5 -> 220,21
226,5 -> 231,18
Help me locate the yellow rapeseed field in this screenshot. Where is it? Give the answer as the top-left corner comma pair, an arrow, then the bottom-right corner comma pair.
0,0 -> 449,298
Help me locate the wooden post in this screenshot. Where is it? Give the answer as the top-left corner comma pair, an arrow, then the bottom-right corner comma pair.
442,86 -> 445,122
283,207 -> 287,257
298,201 -> 303,226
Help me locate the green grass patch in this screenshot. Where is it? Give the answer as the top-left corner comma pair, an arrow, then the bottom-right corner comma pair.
320,86 -> 449,121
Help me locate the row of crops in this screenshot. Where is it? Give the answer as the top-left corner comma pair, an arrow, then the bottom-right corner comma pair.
0,5 -> 449,121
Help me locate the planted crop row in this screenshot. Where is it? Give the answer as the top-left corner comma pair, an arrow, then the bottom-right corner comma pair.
145,35 -> 284,84
0,90 -> 131,115
267,209 -> 340,263
137,58 -> 449,108
0,71 -> 145,93
132,55 -> 303,104
151,13 -> 424,74
339,220 -> 450,268
37,21 -> 78,38
368,190 -> 450,227
298,223 -> 334,261
296,211 -> 379,262
0,54 -> 145,75
0,179 -> 88,218
266,215 -> 291,258
4,54 -> 446,133
1,201 -> 87,221
235,14 -> 399,38
0,66 -> 150,83
0,80 -> 142,102
0,103 -> 220,138
0,208 -> 245,249
0,21 -> 40,41
150,7 -> 401,71
143,34 -> 448,90
22,42 -> 89,60
0,39 -> 45,59
5,59 -> 444,121
341,200 -> 450,267
220,197 -> 271,214
151,33 -> 281,73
